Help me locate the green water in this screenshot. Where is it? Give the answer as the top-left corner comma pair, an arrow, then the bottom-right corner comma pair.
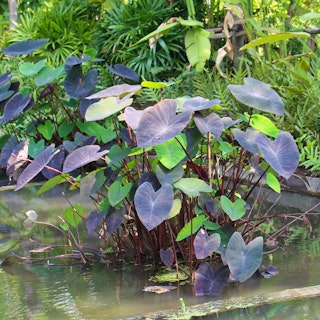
1,185 -> 320,319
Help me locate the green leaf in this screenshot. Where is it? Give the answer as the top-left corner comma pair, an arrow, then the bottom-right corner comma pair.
176,215 -> 206,241
85,96 -> 132,121
141,81 -> 168,89
249,114 -> 279,137
166,198 -> 182,220
0,237 -> 21,257
241,32 -> 310,50
154,134 -> 187,169
77,121 -> 116,143
185,28 -> 211,72
179,17 -> 203,27
174,178 -> 212,196
63,203 -> 83,228
34,65 -> 64,86
58,121 -> 75,138
19,59 -> 46,77
37,173 -> 70,195
37,120 -> 55,140
220,195 -> 247,221
202,220 -> 221,231
28,138 -> 45,158
108,181 -> 132,207
266,172 -> 281,193
300,12 -> 320,22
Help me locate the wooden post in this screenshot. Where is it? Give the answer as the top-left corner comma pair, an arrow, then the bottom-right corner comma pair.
8,0 -> 18,29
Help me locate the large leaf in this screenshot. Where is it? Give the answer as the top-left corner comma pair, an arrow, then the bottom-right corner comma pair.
176,215 -> 206,241
19,59 -> 46,77
174,178 -> 212,197
194,262 -> 229,296
41,144 -> 65,179
107,64 -> 139,82
240,32 -> 310,50
0,136 -> 18,167
15,144 -> 55,191
34,65 -> 64,87
124,106 -> 152,130
194,112 -> 224,139
194,229 -> 220,259
155,163 -> 184,185
183,97 -> 220,111
225,232 -> 263,283
136,99 -> 193,148
154,134 -> 187,169
6,140 -> 29,180
160,248 -> 174,268
228,78 -> 284,116
185,28 -> 211,72
134,182 -> 174,231
255,132 -> 299,179
85,96 -> 133,121
220,196 -> 247,221
86,84 -> 141,100
3,39 -> 49,55
62,145 -> 108,173
64,65 -> 97,99
249,114 -> 279,137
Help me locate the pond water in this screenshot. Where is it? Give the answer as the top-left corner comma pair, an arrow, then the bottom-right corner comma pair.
1,185 -> 320,319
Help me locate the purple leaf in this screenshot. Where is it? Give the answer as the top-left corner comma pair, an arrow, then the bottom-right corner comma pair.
194,112 -> 224,138
136,99 -> 193,148
15,144 -> 55,191
107,64 -> 139,82
194,262 -> 229,296
160,248 -> 174,268
106,207 -> 125,235
194,229 -> 220,259
42,145 -> 66,179
262,264 -> 279,276
256,132 -> 299,179
62,145 -> 108,173
124,106 -> 151,130
0,136 -> 18,167
6,140 -> 29,180
86,210 -> 106,234
233,128 -> 260,154
183,97 -> 220,111
134,182 -> 174,231
3,39 -> 49,55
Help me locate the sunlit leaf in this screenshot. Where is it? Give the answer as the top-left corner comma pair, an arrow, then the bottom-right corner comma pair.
37,173 -> 70,195
141,81 -> 168,89
63,203 -> 83,228
86,84 -> 141,99
166,198 -> 182,220
249,114 -> 279,137
134,182 -> 174,231
37,120 -> 55,140
63,145 -> 108,173
6,140 -> 29,180
266,172 -> 281,193
225,232 -> 263,283
176,215 -> 206,241
174,178 -> 212,197
220,196 -> 247,221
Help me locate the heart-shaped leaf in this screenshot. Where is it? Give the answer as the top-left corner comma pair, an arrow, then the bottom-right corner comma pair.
174,178 -> 212,197
3,39 -> 49,55
194,229 -> 220,259
41,144 -> 65,179
154,134 -> 187,169
194,112 -> 224,138
19,59 -> 46,77
86,84 -> 141,100
37,120 -> 55,140
134,182 -> 174,231
160,248 -> 174,268
15,144 -> 55,191
62,145 -> 108,173
183,97 -> 220,111
64,65 -> 97,99
228,78 -> 284,116
85,96 -> 132,121
255,132 -> 299,179
86,209 -> 106,234
106,206 -> 125,235
124,106 -> 152,130
34,65 -> 64,87
220,196 -> 247,221
155,163 -> 184,185
176,215 -> 206,241
108,181 -> 132,207
225,232 -> 263,283
233,128 -> 260,154
194,262 -> 230,296
136,99 -> 193,148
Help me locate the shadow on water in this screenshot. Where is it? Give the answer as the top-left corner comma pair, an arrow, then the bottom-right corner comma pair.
1,185 -> 320,319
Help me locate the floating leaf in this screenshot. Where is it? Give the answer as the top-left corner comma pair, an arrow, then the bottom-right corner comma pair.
142,285 -> 177,294
194,262 -> 229,296
160,248 -> 174,268
194,112 -> 224,138
86,209 -> 106,234
220,196 -> 247,221
228,78 -> 284,116
256,132 -> 299,179
134,182 -> 174,231
62,145 -> 108,173
225,232 -> 263,283
3,39 -> 49,55
174,178 -> 212,197
64,65 -> 97,99
108,181 -> 132,207
233,128 -> 260,154
15,144 -> 55,191
136,99 -> 193,148
176,215 -> 206,241
194,229 -> 220,259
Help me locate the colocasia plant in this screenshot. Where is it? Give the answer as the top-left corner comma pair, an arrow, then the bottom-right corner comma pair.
0,40 -> 301,296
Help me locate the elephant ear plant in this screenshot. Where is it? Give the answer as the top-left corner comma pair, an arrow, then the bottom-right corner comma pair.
0,54 -> 300,296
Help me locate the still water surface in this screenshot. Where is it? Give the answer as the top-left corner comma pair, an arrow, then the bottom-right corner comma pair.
1,185 -> 320,319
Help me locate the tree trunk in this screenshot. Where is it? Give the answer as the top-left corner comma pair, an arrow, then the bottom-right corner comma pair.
8,0 -> 18,29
